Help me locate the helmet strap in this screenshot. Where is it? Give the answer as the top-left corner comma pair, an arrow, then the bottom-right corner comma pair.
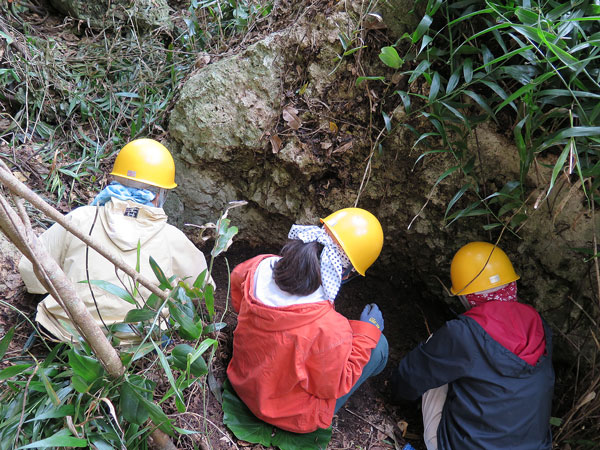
458,295 -> 472,311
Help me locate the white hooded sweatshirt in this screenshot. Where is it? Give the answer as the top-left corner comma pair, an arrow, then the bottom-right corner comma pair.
19,198 -> 213,344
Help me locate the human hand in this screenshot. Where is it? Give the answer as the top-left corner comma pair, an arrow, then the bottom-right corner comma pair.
360,303 -> 384,331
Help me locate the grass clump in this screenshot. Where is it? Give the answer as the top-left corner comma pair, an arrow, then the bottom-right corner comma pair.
0,0 -> 272,207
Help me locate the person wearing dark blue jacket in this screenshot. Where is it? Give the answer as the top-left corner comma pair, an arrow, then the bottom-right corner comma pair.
391,242 -> 554,450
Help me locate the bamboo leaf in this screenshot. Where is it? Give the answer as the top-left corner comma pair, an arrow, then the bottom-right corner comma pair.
538,89 -> 600,100
440,101 -> 468,125
0,327 -> 14,360
481,45 -> 493,73
149,256 -> 172,289
510,213 -> 528,227
514,116 -> 528,161
463,90 -> 497,122
451,22 -> 512,58
426,0 -> 444,16
123,308 -> 157,323
433,165 -> 460,190
544,38 -> 583,72
408,60 -> 431,83
39,371 -> 60,406
495,72 -> 555,113
496,64 -> 540,85
419,35 -> 434,55
546,140 -> 572,199
379,46 -> 403,69
498,201 -> 523,217
355,76 -> 385,86
395,90 -> 411,113
153,341 -> 185,409
342,45 -> 366,57
538,127 -> 600,152
446,67 -> 461,94
15,429 -> 87,449
412,15 -> 433,44
445,203 -> 487,227
412,132 -> 440,149
429,71 -> 441,101
477,45 -> 536,74
463,58 -> 473,83
515,7 -> 540,25
483,223 -> 503,230
382,111 -> 392,132
0,363 -> 33,381
24,405 -> 75,422
447,8 -> 494,27
205,283 -> 215,319
81,280 -> 136,305
445,184 -> 471,219
413,149 -> 449,168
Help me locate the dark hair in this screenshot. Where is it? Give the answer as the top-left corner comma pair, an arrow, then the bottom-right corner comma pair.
272,240 -> 323,296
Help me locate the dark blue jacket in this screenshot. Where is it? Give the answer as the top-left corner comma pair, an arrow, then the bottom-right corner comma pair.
392,301 -> 554,450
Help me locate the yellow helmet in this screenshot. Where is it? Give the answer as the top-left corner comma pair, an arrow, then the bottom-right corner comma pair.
110,138 -> 177,189
450,241 -> 519,295
321,208 -> 383,276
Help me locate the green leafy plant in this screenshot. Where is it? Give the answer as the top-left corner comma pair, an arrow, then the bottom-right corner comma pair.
183,0 -> 273,51
330,30 -> 368,76
374,0 -> 600,233
222,380 -> 332,450
0,204 -> 243,448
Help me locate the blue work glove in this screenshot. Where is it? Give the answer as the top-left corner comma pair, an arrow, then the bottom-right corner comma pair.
360,303 -> 384,331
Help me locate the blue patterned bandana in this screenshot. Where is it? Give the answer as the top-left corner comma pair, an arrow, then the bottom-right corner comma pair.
91,181 -> 156,206
288,225 -> 351,301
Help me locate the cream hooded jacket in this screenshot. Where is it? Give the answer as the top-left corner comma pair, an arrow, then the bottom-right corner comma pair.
19,198 -> 213,344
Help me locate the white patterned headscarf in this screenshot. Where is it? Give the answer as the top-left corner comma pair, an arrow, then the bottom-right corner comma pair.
288,225 -> 351,301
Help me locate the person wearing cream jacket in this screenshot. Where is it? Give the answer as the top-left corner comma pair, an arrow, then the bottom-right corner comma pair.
19,138 -> 213,344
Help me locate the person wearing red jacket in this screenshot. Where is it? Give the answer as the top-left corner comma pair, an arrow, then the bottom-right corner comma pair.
226,208 -> 388,433
391,242 -> 554,450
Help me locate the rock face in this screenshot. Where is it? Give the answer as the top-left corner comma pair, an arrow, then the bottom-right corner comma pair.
168,11 -> 358,240
48,0 -> 171,30
168,7 -> 595,362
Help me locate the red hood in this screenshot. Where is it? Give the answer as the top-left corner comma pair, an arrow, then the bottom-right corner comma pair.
464,301 -> 546,366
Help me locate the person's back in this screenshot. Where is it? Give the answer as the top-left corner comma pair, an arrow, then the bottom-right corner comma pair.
18,139 -> 212,344
20,198 -> 209,343
395,301 -> 553,449
227,209 -> 388,434
391,242 -> 554,450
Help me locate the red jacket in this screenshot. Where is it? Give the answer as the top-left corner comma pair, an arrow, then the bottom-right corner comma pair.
226,255 -> 381,433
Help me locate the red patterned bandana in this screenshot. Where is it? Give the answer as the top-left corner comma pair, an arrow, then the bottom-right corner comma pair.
465,281 -> 518,307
